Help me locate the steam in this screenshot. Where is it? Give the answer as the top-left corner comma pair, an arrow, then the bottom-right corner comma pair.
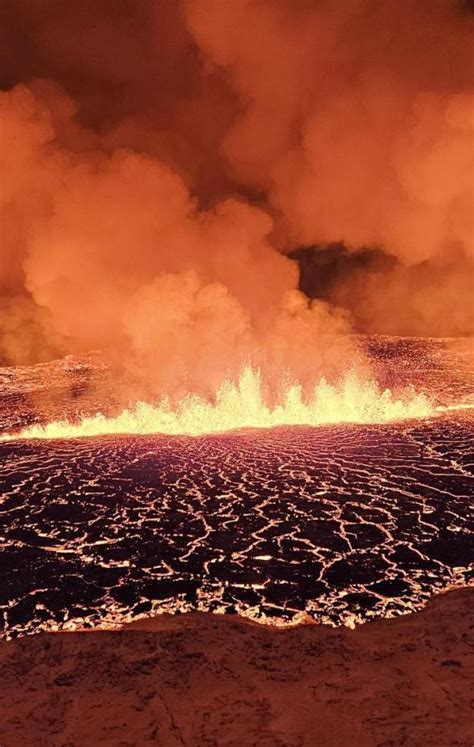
1,0 -> 472,386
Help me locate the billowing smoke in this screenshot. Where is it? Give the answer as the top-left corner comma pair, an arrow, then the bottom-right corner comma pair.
1,0 -> 473,391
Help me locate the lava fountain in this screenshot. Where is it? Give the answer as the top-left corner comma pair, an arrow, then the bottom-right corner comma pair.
1,367 -> 435,442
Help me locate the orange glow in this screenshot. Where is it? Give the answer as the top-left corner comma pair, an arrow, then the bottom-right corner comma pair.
1,367 -> 437,442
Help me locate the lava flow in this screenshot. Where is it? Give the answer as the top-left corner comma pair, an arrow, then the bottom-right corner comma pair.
1,367 -> 434,442
0,337 -> 472,637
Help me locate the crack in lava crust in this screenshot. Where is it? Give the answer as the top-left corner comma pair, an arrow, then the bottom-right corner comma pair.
0,418 -> 472,637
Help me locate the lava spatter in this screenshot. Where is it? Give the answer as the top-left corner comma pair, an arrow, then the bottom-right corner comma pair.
0,367 -> 435,442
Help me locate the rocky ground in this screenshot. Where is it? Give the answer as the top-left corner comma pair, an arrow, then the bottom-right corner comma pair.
0,587 -> 472,746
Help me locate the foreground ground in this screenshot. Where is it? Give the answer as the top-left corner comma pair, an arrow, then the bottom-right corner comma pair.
0,587 -> 472,746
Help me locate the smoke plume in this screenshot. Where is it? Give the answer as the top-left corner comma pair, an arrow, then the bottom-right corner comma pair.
1,0 -> 473,390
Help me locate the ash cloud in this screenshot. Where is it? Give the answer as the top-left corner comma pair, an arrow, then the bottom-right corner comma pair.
0,0 -> 473,386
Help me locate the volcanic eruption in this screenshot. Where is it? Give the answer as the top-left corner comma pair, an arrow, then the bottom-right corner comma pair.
0,3 -> 473,744
0,0 -> 473,613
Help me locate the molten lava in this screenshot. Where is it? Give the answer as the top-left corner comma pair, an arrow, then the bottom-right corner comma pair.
1,368 -> 435,442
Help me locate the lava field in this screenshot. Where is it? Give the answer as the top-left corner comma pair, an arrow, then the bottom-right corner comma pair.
0,337 -> 472,636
